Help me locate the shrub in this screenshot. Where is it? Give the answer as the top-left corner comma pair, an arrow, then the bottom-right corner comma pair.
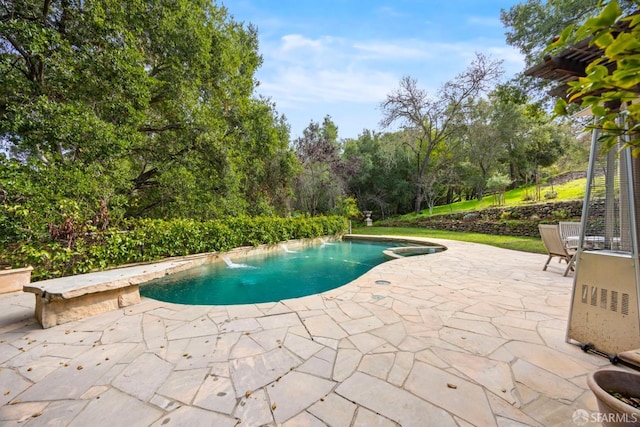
486,173 -> 512,206
551,209 -> 570,220
2,215 -> 348,280
331,196 -> 362,219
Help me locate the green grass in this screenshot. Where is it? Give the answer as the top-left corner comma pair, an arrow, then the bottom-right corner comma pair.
352,226 -> 546,254
396,178 -> 586,219
358,177 -> 588,254
552,178 -> 587,200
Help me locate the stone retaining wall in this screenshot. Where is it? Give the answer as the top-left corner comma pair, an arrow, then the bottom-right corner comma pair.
385,200 -> 585,237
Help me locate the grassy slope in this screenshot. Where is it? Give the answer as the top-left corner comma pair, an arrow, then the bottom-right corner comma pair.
357,177 -> 587,253
394,178 -> 586,219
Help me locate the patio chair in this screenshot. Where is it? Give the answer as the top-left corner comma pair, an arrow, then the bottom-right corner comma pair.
559,221 -> 581,250
539,224 -> 577,276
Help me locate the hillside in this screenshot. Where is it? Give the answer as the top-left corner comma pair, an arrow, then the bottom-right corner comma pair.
378,174 -> 587,238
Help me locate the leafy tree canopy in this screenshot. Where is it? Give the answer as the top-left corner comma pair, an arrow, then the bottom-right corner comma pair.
500,0 -> 637,99
501,0 -> 637,67
549,1 -> 640,152
379,53 -> 503,213
292,116 -> 353,216
0,0 -> 295,243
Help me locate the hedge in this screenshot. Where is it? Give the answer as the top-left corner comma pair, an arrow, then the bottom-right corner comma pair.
2,215 -> 348,281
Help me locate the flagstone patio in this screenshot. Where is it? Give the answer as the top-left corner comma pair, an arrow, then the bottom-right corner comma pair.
0,237 -> 626,426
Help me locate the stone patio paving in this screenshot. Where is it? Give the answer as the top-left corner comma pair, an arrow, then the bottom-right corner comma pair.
0,237 -> 625,426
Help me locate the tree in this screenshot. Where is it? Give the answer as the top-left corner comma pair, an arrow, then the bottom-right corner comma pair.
379,53 -> 503,213
482,83 -> 575,191
500,0 -> 636,99
486,173 -> 512,205
488,83 -> 530,185
0,0 -> 295,242
460,98 -> 506,200
293,116 -> 350,216
221,98 -> 297,217
550,1 -> 640,152
518,104 -> 573,200
501,0 -> 619,67
343,130 -> 414,218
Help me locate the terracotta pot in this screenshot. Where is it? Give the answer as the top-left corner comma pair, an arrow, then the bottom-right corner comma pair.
587,369 -> 640,427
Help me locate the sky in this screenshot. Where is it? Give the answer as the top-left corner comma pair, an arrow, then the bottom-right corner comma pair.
226,0 -> 526,141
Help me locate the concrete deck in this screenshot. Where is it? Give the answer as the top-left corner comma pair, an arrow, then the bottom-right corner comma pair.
0,238 -> 624,426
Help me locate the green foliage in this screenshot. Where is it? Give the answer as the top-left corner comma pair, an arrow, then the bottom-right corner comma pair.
551,208 -> 570,220
2,216 -> 348,281
352,82 -> 579,218
500,0 -> 631,67
461,98 -> 507,199
0,0 -> 296,225
388,175 -> 586,219
331,196 -> 362,219
0,156 -> 127,246
486,173 -> 512,206
549,1 -> 640,152
342,130 -> 415,218
486,173 -> 512,192
293,116 -> 348,216
379,55 -> 504,214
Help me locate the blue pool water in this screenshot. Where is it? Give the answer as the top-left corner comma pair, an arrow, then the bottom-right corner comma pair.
140,241 -> 395,305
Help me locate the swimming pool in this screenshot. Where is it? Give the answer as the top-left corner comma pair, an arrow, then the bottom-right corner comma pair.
140,239 -> 439,305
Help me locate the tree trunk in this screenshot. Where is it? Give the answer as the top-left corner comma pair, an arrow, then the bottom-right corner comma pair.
414,186 -> 423,214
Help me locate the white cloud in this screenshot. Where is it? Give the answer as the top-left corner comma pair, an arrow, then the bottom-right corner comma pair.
260,66 -> 396,105
352,41 -> 431,60
228,0 -> 528,139
484,45 -> 526,74
280,34 -> 327,52
254,31 -> 525,138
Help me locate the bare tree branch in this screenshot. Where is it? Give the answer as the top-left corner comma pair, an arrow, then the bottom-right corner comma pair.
379,52 -> 504,213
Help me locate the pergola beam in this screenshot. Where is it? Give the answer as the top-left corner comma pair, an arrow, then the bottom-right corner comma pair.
543,55 -> 587,78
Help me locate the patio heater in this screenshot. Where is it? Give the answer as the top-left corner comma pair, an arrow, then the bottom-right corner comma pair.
523,23 -> 640,361
566,117 -> 640,358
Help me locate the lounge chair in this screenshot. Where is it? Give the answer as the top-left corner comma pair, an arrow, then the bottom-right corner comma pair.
539,224 -> 577,276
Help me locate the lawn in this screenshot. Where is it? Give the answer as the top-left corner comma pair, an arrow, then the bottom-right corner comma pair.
351,226 -> 546,254
395,178 -> 586,219
356,178 -> 589,254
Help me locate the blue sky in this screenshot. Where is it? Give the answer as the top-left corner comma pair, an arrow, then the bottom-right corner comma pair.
227,0 -> 525,140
